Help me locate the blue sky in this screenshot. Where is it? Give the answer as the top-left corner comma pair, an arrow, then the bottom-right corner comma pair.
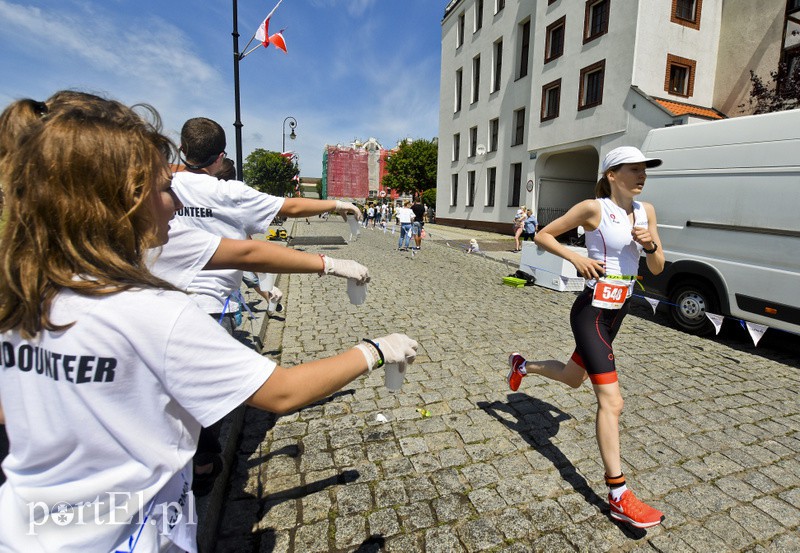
0,0 -> 445,177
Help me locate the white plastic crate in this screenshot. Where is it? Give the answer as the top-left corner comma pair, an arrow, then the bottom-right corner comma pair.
519,242 -> 586,292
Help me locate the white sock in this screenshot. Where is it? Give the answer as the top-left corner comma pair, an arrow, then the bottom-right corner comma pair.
610,484 -> 628,501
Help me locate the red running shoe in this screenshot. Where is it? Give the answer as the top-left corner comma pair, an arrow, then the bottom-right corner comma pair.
608,490 -> 664,528
506,353 -> 527,391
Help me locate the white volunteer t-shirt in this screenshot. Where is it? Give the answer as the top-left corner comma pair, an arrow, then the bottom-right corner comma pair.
0,288 -> 275,552
171,171 -> 285,313
147,223 -> 221,291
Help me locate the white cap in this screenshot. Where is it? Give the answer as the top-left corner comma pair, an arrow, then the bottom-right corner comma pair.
600,146 -> 662,174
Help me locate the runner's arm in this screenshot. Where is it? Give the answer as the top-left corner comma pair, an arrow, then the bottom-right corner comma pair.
534,199 -> 605,280
634,202 -> 665,275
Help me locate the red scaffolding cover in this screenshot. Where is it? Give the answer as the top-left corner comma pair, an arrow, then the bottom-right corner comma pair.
325,146 -> 369,198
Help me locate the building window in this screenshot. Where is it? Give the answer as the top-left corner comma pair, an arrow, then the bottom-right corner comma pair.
782,48 -> 800,91
452,133 -> 460,162
665,54 -> 696,97
517,19 -> 531,79
469,126 -> 478,157
474,0 -> 484,32
454,68 -> 463,113
509,162 -> 522,207
489,118 -> 499,151
467,171 -> 476,206
541,79 -> 561,121
584,0 -> 610,43
671,0 -> 702,30
451,174 -> 459,206
545,16 -> 566,63
512,108 -> 525,146
486,167 -> 496,206
495,0 -> 505,15
457,12 -> 465,48
492,39 -> 503,92
579,60 -> 605,109
472,55 -> 481,103
511,108 -> 525,146
790,0 -> 800,13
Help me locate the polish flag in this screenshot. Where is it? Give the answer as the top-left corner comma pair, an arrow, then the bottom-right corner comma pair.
254,0 -> 288,53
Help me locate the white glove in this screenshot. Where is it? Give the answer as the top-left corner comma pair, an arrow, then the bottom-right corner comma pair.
268,286 -> 283,304
373,333 -> 418,365
321,256 -> 370,284
335,200 -> 362,221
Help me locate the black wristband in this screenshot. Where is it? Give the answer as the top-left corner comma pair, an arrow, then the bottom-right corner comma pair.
642,243 -> 658,254
362,339 -> 385,367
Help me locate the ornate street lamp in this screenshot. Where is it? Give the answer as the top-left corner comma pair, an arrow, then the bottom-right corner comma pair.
282,116 -> 297,153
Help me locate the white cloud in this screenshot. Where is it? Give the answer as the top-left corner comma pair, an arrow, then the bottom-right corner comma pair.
0,0 -> 226,113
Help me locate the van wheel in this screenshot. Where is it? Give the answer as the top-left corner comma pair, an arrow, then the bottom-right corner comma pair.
668,281 -> 720,336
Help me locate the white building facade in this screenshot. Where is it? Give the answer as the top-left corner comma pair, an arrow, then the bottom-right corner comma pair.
436,0 -> 794,233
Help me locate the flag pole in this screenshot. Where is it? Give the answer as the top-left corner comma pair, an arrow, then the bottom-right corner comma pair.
232,0 -> 244,180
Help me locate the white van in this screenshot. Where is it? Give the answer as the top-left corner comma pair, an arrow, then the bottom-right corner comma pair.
638,109 -> 800,336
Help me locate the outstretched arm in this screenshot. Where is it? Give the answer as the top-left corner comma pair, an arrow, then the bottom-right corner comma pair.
205,238 -> 324,273
205,238 -> 370,283
247,334 -> 417,414
279,198 -> 361,220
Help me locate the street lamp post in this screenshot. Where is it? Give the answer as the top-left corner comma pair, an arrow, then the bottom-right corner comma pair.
282,116 -> 297,153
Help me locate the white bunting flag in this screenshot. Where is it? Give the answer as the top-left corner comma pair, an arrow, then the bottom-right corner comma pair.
705,312 -> 725,335
644,297 -> 660,314
744,321 -> 768,347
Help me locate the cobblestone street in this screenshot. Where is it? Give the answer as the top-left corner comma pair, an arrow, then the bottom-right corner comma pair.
213,218 -> 800,553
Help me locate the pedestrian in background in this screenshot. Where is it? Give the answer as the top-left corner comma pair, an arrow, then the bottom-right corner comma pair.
512,205 -> 526,252
410,198 -> 425,250
395,200 -> 415,251
522,208 -> 538,242
506,146 -> 666,529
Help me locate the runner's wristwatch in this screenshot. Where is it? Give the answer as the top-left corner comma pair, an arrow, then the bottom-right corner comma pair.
642,243 -> 658,254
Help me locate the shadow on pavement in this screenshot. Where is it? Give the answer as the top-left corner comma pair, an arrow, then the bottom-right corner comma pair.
478,395 -> 647,540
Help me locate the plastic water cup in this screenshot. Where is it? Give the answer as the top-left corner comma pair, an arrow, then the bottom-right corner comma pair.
347,280 -> 368,305
347,215 -> 361,240
384,362 -> 406,392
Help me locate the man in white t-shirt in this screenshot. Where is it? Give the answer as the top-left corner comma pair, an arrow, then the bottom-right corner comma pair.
171,117 -> 365,494
173,117 -> 362,321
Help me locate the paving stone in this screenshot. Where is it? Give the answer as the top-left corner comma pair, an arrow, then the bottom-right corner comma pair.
368,508 -> 401,537
753,495 -> 800,528
396,501 -> 436,531
294,520 -> 329,553
424,527 -> 466,553
334,514 -> 367,549
335,482 -> 372,515
375,479 -> 409,508
433,493 -> 476,523
456,518 -> 504,552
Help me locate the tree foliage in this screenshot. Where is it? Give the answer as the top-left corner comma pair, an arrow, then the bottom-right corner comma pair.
381,138 -> 438,196
741,62 -> 800,114
421,188 -> 436,207
243,148 -> 298,196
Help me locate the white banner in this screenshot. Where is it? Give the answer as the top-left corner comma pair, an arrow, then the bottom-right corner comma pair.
744,321 -> 769,347
705,312 -> 725,335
